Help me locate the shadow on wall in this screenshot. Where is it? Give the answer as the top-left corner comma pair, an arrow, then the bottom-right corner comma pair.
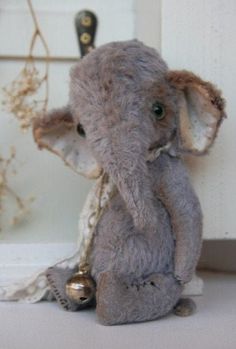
198,240 -> 236,273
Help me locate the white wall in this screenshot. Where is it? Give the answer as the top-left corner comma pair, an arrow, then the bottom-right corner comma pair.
0,0 -> 135,57
135,0 -> 161,50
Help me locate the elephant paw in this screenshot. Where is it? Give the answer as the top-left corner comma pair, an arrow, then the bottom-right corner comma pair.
96,272 -> 127,325
46,266 -> 80,312
173,298 -> 196,317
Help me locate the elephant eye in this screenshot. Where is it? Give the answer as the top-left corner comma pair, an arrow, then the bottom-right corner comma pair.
152,102 -> 165,120
77,123 -> 86,137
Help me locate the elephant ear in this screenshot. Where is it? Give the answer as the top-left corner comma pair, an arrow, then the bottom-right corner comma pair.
168,70 -> 226,155
33,106 -> 101,179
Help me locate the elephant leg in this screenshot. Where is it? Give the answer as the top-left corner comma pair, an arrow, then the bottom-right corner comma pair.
96,271 -> 183,325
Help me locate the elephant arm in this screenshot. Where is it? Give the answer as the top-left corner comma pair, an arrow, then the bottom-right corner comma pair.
157,155 -> 203,284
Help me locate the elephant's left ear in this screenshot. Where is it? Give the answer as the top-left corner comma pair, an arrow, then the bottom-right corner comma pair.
33,106 -> 102,179
167,70 -> 226,155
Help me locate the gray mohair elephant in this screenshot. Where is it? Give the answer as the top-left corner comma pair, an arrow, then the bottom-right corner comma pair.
33,40 -> 225,325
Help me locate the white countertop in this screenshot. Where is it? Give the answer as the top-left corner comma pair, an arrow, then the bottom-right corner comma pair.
0,272 -> 236,349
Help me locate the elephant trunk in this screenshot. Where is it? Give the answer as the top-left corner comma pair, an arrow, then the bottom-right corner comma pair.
91,121 -> 158,234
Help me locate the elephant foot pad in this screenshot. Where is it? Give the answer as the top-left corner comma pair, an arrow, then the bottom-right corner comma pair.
173,298 -> 196,317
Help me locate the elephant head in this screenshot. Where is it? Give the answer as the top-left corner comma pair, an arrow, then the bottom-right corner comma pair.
33,40 -> 225,233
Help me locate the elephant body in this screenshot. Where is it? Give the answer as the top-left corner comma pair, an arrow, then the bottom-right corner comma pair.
90,153 -> 201,324
34,40 -> 225,325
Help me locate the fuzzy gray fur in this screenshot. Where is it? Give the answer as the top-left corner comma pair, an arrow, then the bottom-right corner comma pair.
34,40 -> 225,325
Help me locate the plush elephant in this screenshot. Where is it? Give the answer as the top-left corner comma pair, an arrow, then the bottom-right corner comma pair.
33,40 -> 225,325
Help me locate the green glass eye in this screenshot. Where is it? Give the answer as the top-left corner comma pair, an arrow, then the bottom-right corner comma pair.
77,123 -> 86,137
152,102 -> 165,120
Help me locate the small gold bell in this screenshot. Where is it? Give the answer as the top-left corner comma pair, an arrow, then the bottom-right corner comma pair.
65,271 -> 95,305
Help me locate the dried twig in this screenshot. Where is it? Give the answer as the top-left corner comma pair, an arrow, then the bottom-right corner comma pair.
2,0 -> 50,131
0,0 -> 47,229
0,148 -> 34,231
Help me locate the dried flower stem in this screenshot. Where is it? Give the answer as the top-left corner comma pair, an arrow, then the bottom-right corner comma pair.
2,0 -> 50,130
0,148 -> 34,231
0,0 -> 49,229
27,0 -> 50,111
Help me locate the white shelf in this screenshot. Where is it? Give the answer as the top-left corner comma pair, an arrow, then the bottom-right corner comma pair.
0,272 -> 235,349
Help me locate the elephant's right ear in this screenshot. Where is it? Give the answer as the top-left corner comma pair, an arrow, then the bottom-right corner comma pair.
167,70 -> 226,155
33,106 -> 101,179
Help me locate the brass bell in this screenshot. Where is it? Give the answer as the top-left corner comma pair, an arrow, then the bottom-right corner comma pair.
65,271 -> 95,306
